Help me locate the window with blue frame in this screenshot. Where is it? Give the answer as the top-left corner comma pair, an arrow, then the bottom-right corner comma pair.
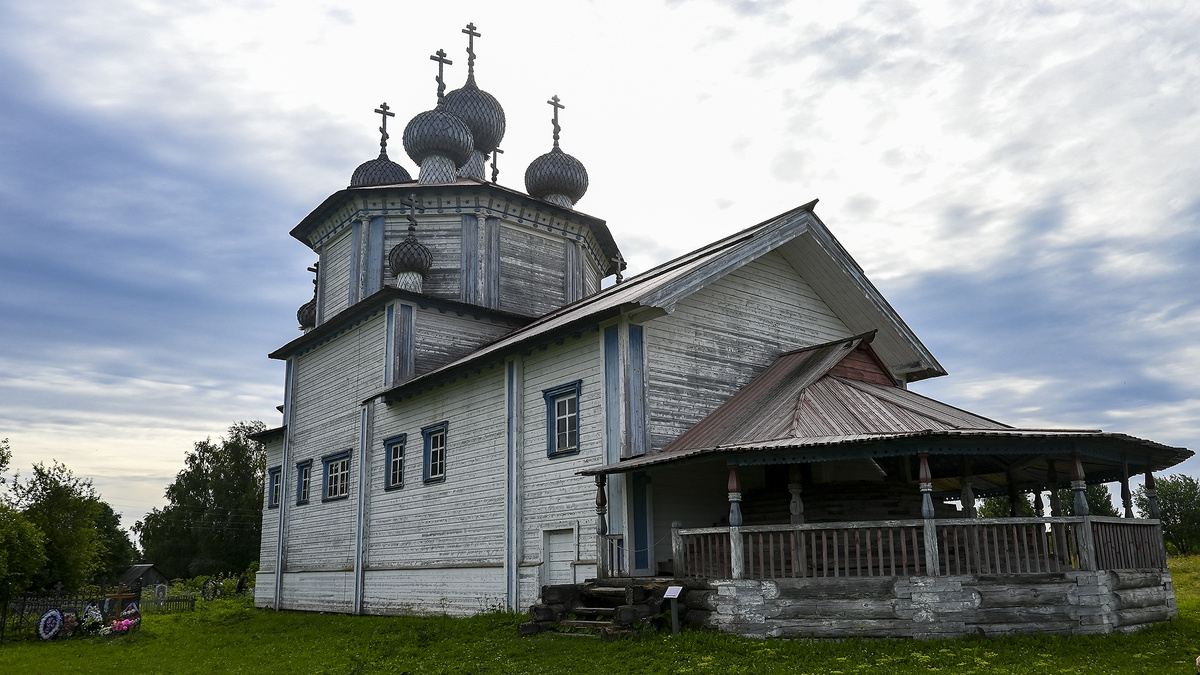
322,450 -> 351,501
422,422 -> 448,483
296,460 -> 312,505
543,380 -> 582,457
267,466 -> 281,508
383,434 -> 406,490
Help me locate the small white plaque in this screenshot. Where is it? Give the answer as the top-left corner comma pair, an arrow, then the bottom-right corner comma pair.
664,585 -> 683,599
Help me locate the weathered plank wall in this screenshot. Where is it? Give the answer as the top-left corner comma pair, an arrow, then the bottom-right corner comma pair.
320,229 -> 354,319
644,251 -> 852,452
383,215 -> 463,299
499,224 -> 567,316
699,568 -> 1177,639
412,307 -> 519,377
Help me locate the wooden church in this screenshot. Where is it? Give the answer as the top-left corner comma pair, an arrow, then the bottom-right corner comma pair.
254,24 -> 1191,638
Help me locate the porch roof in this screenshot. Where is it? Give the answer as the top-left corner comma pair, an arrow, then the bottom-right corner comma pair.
582,334 -> 1192,491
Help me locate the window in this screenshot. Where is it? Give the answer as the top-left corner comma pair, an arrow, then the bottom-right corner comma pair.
323,451 -> 351,501
267,466 -> 282,508
543,380 -> 582,457
296,460 -> 312,504
422,422 -> 448,483
383,434 -> 406,490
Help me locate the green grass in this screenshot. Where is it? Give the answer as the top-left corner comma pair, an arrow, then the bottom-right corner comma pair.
6,561 -> 1200,674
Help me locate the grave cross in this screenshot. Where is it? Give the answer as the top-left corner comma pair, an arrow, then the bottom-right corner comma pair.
462,22 -> 480,75
548,95 -> 565,148
430,49 -> 453,103
490,147 -> 503,183
374,102 -> 395,154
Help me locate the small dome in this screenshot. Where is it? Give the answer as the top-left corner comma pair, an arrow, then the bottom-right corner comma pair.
350,153 -> 412,187
403,108 -> 474,168
442,76 -> 505,154
297,297 -> 316,330
389,234 -> 434,278
525,147 -> 589,205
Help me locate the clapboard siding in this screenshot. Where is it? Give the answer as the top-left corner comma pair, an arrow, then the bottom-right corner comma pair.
363,568 -> 505,616
368,366 -> 508,567
499,224 -> 567,316
383,215 -> 463,300
285,314 -> 386,571
258,437 -> 284,573
412,309 -> 519,376
276,570 -> 354,613
321,230 -> 354,319
644,251 -> 852,451
519,332 -> 605,574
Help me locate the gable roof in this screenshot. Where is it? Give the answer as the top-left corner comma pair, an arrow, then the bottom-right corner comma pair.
372,201 -> 944,404
582,334 -> 1191,483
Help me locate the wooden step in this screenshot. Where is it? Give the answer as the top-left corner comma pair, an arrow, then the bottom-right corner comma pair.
558,619 -> 614,629
574,606 -> 615,617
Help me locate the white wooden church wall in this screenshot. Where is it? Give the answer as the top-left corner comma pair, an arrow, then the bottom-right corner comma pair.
411,309 -> 518,376
382,215 -> 463,299
516,329 -> 605,608
643,250 -> 852,453
278,312 -> 387,612
320,229 -> 354,320
364,365 -> 508,615
254,436 -> 285,608
499,224 -> 567,316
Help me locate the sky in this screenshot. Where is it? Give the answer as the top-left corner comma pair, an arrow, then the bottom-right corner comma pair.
1,0 -> 1198,534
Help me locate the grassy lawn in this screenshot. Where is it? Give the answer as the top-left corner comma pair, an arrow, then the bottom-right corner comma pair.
6,558 -> 1200,674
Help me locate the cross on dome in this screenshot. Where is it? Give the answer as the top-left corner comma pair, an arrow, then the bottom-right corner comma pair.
462,22 -> 480,76
490,147 -> 503,183
401,194 -> 422,233
429,49 -> 453,103
374,102 -> 395,154
548,95 -> 565,148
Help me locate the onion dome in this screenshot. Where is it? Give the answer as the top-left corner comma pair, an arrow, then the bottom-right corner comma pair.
297,297 -> 316,330
525,147 -> 589,208
402,108 -> 474,184
389,232 -> 434,278
443,76 -> 505,156
351,102 -> 412,187
350,152 -> 411,187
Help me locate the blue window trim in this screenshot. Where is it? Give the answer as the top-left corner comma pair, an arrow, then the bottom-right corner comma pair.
422,421 -> 449,484
267,466 -> 281,509
322,450 -> 352,502
543,380 -> 583,458
295,460 -> 312,505
383,434 -> 406,491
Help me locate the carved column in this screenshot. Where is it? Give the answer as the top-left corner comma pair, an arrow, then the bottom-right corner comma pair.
1146,470 -> 1161,519
1034,490 -> 1045,518
1047,460 -> 1062,517
728,466 -> 744,579
788,465 -> 804,525
595,474 -> 609,579
671,521 -> 684,579
1071,452 -> 1097,570
959,458 -> 976,518
1121,459 -> 1134,518
919,453 -> 940,575
1007,468 -> 1021,517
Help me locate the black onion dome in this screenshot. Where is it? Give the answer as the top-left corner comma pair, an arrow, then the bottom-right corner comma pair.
297,297 -> 316,330
350,153 -> 412,187
442,76 -> 505,154
403,108 -> 474,167
524,147 -> 589,204
389,234 -> 434,277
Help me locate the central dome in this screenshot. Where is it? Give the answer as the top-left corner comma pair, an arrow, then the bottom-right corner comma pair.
403,108 -> 474,167
443,76 -> 505,154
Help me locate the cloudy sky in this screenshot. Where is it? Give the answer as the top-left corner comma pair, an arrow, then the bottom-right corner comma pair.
2,0 -> 1198,533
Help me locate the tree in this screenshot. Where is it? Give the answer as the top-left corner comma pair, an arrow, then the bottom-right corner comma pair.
0,503 -> 46,595
136,421 -> 266,579
93,501 -> 138,584
10,460 -> 104,591
1134,474 -> 1200,555
976,484 -> 1119,518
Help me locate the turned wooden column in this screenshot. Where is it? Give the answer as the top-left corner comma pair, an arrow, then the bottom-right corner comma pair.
1146,470 -> 1161,519
919,453 -> 940,575
959,458 -> 976,518
1070,453 -> 1097,570
788,464 -> 805,525
1120,459 -> 1134,518
1047,460 -> 1062,517
595,474 -> 609,579
728,466 -> 744,579
671,521 -> 684,579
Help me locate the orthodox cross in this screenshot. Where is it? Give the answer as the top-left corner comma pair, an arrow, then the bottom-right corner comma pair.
307,263 -> 319,292
462,22 -> 480,76
374,103 -> 395,155
401,194 -> 421,233
548,95 -> 565,148
611,252 -> 625,284
430,49 -> 453,103
490,147 -> 503,183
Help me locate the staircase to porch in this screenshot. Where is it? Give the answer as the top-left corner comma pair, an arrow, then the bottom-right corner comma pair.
520,577 -> 709,639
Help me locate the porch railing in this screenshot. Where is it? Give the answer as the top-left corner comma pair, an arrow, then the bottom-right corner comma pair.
673,516 -> 1164,580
